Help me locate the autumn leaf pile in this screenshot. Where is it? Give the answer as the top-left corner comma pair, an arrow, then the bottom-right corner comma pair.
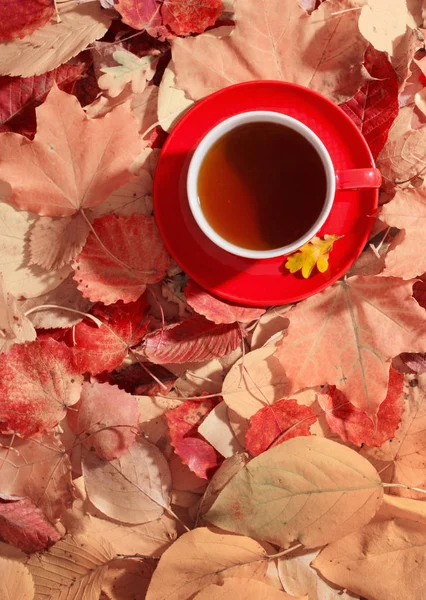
3,0 -> 426,599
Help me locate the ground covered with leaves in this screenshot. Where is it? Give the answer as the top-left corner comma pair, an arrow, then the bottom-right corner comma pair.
1,0 -> 426,599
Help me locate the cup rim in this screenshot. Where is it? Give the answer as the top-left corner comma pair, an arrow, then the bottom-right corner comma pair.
186,110 -> 335,259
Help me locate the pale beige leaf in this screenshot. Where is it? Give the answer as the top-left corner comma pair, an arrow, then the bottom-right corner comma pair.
251,306 -> 291,350
197,453 -> 250,519
0,0 -> 111,77
82,439 -> 171,524
172,0 -> 368,103
313,519 -> 426,600
91,174 -> 153,219
158,61 -> 194,132
0,201 -> 70,299
0,558 -> 34,600
278,549 -> 359,600
358,0 -> 411,55
198,402 -> 244,458
29,213 -> 90,271
193,578 -> 302,600
28,534 -> 115,600
0,434 -> 73,522
222,347 -> 289,421
169,453 -> 207,493
361,373 -> 426,499
145,527 -> 268,600
18,276 -> 93,329
0,541 -> 26,562
99,50 -> 156,98
0,274 -> 36,353
206,437 -> 383,548
102,559 -> 155,600
132,86 -> 159,134
172,359 -> 229,396
377,493 -> 426,524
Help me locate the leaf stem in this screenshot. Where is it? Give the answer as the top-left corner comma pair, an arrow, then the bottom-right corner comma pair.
382,483 -> 426,495
129,348 -> 168,390
24,305 -> 103,327
266,543 -> 303,560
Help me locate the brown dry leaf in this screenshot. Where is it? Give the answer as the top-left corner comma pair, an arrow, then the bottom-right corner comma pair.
0,434 -> 73,523
29,214 -> 90,271
198,401 -> 244,458
197,453 -> 250,519
313,519 -> 426,600
358,0 -> 412,55
250,306 -> 291,350
158,61 -> 194,132
361,373 -> 426,499
277,549 -> 359,600
145,527 -> 268,600
0,199 -> 70,299
0,273 -> 36,353
0,558 -> 34,600
102,559 -> 155,600
222,347 -> 289,422
172,0 -> 368,103
81,439 -> 172,524
0,541 -> 26,562
18,276 -> 93,329
0,0 -> 111,77
377,106 -> 426,192
193,578 -> 303,600
205,437 -> 383,549
28,534 -> 115,600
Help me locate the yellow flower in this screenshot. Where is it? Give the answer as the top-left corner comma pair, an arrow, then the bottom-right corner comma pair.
285,234 -> 342,279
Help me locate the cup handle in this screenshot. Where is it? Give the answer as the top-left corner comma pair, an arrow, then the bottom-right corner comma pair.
335,168 -> 382,190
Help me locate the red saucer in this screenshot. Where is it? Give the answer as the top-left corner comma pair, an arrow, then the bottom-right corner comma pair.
153,81 -> 378,306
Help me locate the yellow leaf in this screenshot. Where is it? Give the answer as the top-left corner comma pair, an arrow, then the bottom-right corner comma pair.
285,235 -> 341,279
205,437 -> 383,548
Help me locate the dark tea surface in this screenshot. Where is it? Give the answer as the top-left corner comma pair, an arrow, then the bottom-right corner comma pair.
197,121 -> 327,250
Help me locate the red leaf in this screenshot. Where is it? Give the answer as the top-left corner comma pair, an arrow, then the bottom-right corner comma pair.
115,0 -> 167,37
65,296 -> 149,375
103,362 -> 177,395
340,46 -> 399,160
166,398 -> 222,479
0,0 -> 54,42
0,338 -> 82,438
0,63 -> 88,139
73,214 -> 171,305
399,353 -> 426,374
140,315 -> 242,364
245,399 -> 317,457
317,368 -> 405,447
67,381 -> 139,460
414,278 -> 426,309
0,494 -> 60,552
162,0 -> 223,35
184,280 -> 265,324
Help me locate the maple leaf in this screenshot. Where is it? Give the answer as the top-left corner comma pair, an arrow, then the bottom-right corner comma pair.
0,273 -> 36,353
0,63 -> 88,138
73,214 -> 171,304
184,280 -> 265,324
0,338 -> 82,438
172,0 -> 368,103
0,84 -> 141,218
379,187 -> 426,278
0,0 -> 111,77
115,0 -> 167,38
340,46 -> 399,160
162,0 -> 224,36
245,399 -> 318,457
0,433 -> 73,522
65,296 -> 149,375
67,381 -> 140,461
0,0 -> 54,42
140,314 -> 242,364
0,493 -> 60,552
276,276 -> 426,416
284,234 -> 342,279
166,398 -> 223,479
158,61 -> 195,133
317,367 -> 405,447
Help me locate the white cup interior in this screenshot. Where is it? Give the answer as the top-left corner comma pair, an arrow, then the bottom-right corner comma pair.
187,111 -> 335,259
